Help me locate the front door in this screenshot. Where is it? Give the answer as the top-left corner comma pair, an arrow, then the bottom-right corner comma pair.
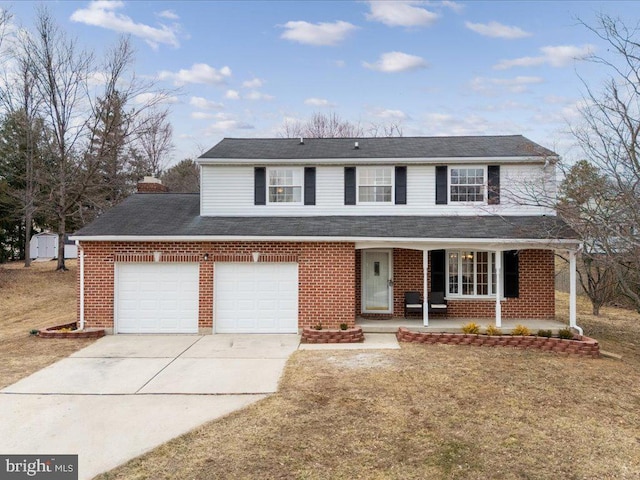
362,250 -> 393,314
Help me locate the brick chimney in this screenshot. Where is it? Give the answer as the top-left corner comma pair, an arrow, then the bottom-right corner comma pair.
137,176 -> 168,193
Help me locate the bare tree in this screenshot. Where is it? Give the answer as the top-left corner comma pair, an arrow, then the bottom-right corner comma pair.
28,7 -> 92,270
0,9 -> 46,267
569,14 -> 640,312
281,112 -> 363,138
132,108 -> 174,176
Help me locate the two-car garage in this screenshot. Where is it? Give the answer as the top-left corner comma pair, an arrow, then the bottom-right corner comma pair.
114,262 -> 298,334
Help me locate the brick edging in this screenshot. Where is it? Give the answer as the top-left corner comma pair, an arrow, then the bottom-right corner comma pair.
38,321 -> 106,339
301,326 -> 364,344
396,328 -> 600,358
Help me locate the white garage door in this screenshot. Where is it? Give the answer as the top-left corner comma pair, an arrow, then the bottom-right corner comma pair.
116,263 -> 199,334
214,263 -> 298,333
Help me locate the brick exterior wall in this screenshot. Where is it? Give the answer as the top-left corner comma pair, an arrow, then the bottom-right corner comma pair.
356,248 -> 555,320
78,241 -> 355,331
78,242 -> 556,333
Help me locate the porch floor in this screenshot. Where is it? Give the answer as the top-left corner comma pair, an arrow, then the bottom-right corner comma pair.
356,317 -> 568,334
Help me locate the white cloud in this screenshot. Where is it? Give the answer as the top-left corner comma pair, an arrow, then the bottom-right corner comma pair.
304,97 -> 335,107
191,111 -> 216,120
225,90 -> 240,100
465,21 -> 531,39
205,119 -> 255,134
363,51 -> 428,73
158,63 -> 231,85
189,96 -> 224,110
280,20 -> 357,46
245,90 -> 274,101
494,44 -> 594,70
133,92 -> 179,105
156,9 -> 179,20
371,108 -> 408,120
242,78 -> 263,89
470,76 -> 544,94
421,112 -> 522,136
441,1 -> 464,13
365,1 -> 439,28
70,1 -> 180,49
334,60 -> 346,68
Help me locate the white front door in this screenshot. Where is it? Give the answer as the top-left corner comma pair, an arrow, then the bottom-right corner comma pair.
362,250 -> 393,314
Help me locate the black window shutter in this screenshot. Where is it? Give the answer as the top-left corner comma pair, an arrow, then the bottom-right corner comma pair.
503,250 -> 519,298
304,167 -> 316,205
254,167 -> 266,205
430,250 -> 446,293
488,165 -> 500,205
344,167 -> 356,205
435,166 -> 448,205
395,166 -> 407,205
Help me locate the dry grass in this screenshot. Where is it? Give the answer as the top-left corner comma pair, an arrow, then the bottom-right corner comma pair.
0,260 -> 95,389
97,297 -> 640,480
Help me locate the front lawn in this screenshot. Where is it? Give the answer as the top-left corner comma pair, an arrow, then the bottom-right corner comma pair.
97,296 -> 640,480
0,260 -> 95,389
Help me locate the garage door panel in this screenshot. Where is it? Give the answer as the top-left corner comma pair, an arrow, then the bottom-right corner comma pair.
215,263 -> 298,334
116,263 -> 199,334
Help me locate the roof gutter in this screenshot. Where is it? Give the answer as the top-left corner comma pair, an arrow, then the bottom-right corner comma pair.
196,155 -> 559,166
69,234 -> 580,249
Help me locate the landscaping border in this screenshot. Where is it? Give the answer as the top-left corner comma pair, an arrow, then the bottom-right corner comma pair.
396,328 -> 600,358
301,326 -> 364,343
38,321 -> 106,339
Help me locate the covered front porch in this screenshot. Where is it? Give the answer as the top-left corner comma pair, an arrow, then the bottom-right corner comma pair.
356,316 -> 568,334
355,238 -> 582,334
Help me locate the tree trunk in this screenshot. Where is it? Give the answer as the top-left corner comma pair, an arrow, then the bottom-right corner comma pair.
23,211 -> 32,267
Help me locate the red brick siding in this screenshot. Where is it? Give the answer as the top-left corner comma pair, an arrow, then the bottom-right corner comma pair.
356,248 -> 555,320
78,241 -> 355,331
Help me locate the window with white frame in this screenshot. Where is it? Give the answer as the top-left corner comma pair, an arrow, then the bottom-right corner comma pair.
450,167 -> 485,202
447,251 -> 496,297
358,167 -> 393,203
268,168 -> 302,204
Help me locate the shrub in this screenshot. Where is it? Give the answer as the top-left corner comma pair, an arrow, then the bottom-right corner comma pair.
557,328 -> 574,339
485,325 -> 502,336
29,329 -> 39,336
537,329 -> 553,338
462,322 -> 481,334
511,324 -> 532,336
314,323 -> 323,331
339,323 -> 348,331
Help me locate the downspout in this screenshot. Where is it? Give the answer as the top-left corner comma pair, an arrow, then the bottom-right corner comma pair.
79,242 -> 85,331
569,247 -> 583,336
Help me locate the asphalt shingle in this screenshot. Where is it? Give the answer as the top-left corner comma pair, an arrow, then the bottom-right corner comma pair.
199,135 -> 557,160
73,194 -> 577,240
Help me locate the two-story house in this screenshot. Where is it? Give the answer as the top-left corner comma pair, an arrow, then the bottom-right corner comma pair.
71,135 -> 581,335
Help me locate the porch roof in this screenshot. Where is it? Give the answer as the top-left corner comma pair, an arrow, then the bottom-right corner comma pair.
72,193 -> 578,246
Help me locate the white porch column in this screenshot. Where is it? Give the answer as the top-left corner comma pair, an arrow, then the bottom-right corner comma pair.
569,249 -> 577,330
494,250 -> 502,328
423,248 -> 429,326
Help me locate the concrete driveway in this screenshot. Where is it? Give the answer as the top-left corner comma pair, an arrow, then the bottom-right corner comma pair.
0,334 -> 300,479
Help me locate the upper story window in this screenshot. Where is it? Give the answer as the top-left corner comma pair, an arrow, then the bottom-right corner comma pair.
450,167 -> 485,203
358,167 -> 393,203
268,168 -> 302,204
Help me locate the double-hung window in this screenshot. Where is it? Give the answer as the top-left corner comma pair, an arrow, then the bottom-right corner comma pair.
447,251 -> 497,297
267,168 -> 302,204
450,167 -> 485,203
358,167 -> 393,203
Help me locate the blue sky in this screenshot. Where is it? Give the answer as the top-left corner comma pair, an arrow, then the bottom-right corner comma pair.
3,1 -> 639,166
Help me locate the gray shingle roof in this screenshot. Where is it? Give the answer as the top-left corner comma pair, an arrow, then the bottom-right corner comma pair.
199,135 -> 557,160
73,193 -> 577,240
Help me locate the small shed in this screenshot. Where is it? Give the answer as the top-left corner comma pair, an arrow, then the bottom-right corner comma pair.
29,233 -> 78,259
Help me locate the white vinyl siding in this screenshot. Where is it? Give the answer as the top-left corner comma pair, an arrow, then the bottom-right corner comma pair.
200,164 -> 555,217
